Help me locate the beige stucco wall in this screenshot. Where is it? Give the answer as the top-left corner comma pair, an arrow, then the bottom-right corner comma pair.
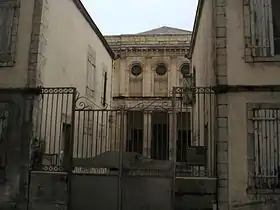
41,0 -> 113,106
226,0 -> 280,206
227,0 -> 280,85
0,0 -> 35,87
228,92 -> 280,204
190,0 -> 216,176
33,0 -> 114,158
191,0 -> 215,86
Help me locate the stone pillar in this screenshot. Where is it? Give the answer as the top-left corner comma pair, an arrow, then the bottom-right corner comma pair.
215,0 -> 229,208
169,56 -> 177,92
119,59 -> 127,96
143,112 -> 152,157
144,57 -> 152,96
113,111 -> 122,152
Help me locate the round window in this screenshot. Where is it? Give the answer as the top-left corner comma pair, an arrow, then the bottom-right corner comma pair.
180,63 -> 190,75
156,64 -> 167,76
131,64 -> 142,76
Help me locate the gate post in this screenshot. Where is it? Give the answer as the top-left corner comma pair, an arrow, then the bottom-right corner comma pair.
117,106 -> 125,210
171,87 -> 177,210
66,88 -> 77,210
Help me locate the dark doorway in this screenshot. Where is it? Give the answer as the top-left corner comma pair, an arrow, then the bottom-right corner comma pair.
62,123 -> 71,166
272,0 -> 280,54
126,111 -> 143,154
151,112 -> 169,160
176,112 -> 191,162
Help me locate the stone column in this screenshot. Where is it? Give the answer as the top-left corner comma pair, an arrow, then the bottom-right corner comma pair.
143,57 -> 152,96
143,112 -> 152,157
215,0 -> 229,208
169,56 -> 177,93
113,111 -> 122,152
119,59 -> 127,96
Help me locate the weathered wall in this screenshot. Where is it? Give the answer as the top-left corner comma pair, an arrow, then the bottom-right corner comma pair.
191,0 -> 230,209
226,0 -> 280,85
191,0 -> 215,87
226,0 -> 280,208
41,0 -> 113,107
0,0 -> 34,87
228,92 -> 280,209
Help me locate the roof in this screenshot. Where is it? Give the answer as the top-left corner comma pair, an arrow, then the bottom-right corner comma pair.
72,0 -> 115,59
187,0 -> 204,59
137,26 -> 191,35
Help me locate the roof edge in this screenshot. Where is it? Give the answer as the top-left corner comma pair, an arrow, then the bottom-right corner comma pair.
72,0 -> 115,59
137,26 -> 192,35
188,0 -> 204,59
105,33 -> 192,38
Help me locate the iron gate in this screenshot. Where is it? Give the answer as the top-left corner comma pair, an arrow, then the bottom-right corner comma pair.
0,87 -> 217,210
71,94 -> 175,210
27,87 -> 76,210
172,87 -> 217,210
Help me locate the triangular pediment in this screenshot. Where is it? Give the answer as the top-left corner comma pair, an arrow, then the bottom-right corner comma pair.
137,26 -> 191,35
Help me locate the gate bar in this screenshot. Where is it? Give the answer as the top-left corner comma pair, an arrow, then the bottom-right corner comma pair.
171,87 -> 177,210
67,88 -> 77,210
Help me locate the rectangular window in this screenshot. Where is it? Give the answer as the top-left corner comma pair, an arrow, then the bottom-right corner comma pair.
86,50 -> 96,98
272,0 -> 280,54
249,0 -> 280,57
248,106 -> 280,190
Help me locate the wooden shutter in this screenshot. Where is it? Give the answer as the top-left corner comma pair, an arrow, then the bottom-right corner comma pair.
0,3 -> 15,61
250,0 -> 274,57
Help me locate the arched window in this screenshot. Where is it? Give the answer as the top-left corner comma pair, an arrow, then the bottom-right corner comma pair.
129,63 -> 143,96
154,63 -> 168,96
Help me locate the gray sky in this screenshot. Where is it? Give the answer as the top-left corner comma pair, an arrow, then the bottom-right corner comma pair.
81,0 -> 198,35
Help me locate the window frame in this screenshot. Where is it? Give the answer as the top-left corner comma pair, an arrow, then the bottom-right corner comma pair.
131,63 -> 142,76
244,0 -> 280,62
247,103 -> 280,194
0,0 -> 19,67
155,63 -> 167,76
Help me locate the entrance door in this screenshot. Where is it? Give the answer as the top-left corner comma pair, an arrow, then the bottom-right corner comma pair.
176,112 -> 191,162
126,111 -> 144,154
62,123 -> 71,166
151,112 -> 169,160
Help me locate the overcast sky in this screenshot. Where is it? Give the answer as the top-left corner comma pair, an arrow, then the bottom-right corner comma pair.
81,0 -> 198,35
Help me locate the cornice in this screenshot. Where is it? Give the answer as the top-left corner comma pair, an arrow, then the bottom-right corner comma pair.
113,47 -> 187,58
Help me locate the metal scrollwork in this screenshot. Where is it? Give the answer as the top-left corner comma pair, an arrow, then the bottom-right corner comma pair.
126,98 -> 172,111
41,87 -> 76,94
171,86 -> 215,96
75,92 -> 111,110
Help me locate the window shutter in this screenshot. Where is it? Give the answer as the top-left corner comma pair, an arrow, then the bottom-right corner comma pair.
0,4 -> 14,61
250,0 -> 274,57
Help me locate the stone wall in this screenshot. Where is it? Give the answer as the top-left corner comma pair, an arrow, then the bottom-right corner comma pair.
27,0 -> 49,87
215,0 -> 230,209
105,34 -> 191,49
